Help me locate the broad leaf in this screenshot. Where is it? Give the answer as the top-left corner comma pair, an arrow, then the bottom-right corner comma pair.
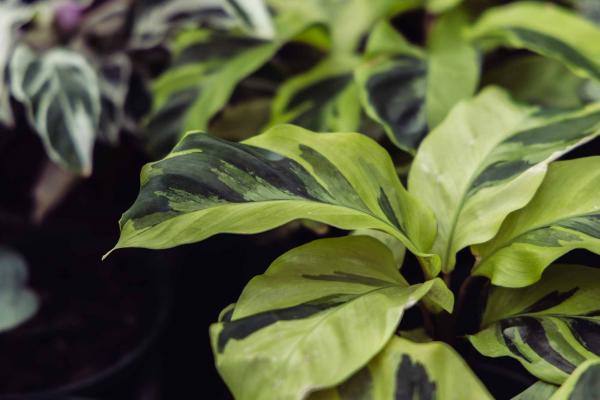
408,87 -> 600,273
10,45 -> 101,175
469,2 -> 600,82
130,0 -> 273,49
426,9 -> 479,129
0,1 -> 33,127
512,382 -> 558,400
355,11 -> 478,153
473,158 -> 600,287
109,125 -> 439,275
267,0 -> 420,53
483,55 -> 589,109
469,264 -> 600,384
271,55 -> 362,132
311,336 -> 491,400
0,246 -> 39,333
210,236 -> 451,400
355,22 -> 428,152
223,0 -> 275,39
352,229 -> 406,268
550,360 -> 600,399
145,13 -> 310,156
97,54 -> 131,144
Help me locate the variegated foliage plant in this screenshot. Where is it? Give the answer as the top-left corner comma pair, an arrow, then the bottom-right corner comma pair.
106,1 -> 600,399
0,0 -> 273,175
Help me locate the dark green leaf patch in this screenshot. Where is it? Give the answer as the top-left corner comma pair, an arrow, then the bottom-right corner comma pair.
394,355 -> 437,400
217,293 -> 354,352
364,56 -> 427,151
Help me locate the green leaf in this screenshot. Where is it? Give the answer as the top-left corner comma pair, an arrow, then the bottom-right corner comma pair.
267,0 -> 421,53
408,87 -> 600,273
473,158 -> 600,287
512,382 -> 558,400
427,0 -> 463,14
10,45 -> 101,176
426,9 -> 479,129
355,11 -> 478,153
0,246 -> 39,333
270,55 -> 362,132
483,55 -> 588,109
352,229 -> 406,268
550,360 -> 600,399
469,2 -> 600,82
109,124 -> 440,276
310,336 -> 492,400
210,236 -> 451,400
0,2 -> 33,127
469,264 -> 600,384
355,24 -> 428,152
144,12 -> 310,156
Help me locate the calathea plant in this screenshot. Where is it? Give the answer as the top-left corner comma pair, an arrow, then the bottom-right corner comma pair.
107,1 -> 600,399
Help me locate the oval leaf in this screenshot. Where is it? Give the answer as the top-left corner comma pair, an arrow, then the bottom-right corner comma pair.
109,124 -> 439,275
10,45 -> 101,175
469,2 -> 600,82
210,236 -> 450,400
469,264 -> 600,384
409,87 -> 600,272
311,336 -> 491,400
473,157 -> 600,287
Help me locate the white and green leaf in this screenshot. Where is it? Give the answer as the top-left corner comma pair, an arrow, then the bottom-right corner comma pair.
0,1 -> 34,127
0,246 -> 39,333
310,336 -> 491,400
10,45 -> 101,175
210,236 -> 451,400
469,2 -> 600,82
472,157 -> 600,287
109,124 -> 440,275
409,87 -> 600,273
469,264 -> 600,384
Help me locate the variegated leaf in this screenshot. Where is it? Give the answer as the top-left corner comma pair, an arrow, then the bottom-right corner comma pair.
512,382 -> 558,400
0,246 -> 39,333
355,11 -> 478,153
223,0 -> 274,39
210,236 -> 452,400
97,54 -> 131,144
0,1 -> 33,127
483,55 -> 590,109
310,336 -> 491,400
550,360 -> 600,399
469,264 -> 600,384
271,55 -> 362,133
10,45 -> 101,175
267,0 -> 420,53
144,11 -> 310,156
473,158 -> 600,287
109,124 -> 440,276
469,2 -> 600,82
130,0 -> 273,49
408,87 -> 600,273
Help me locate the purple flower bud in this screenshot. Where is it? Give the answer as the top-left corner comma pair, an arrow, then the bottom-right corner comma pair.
54,1 -> 85,33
